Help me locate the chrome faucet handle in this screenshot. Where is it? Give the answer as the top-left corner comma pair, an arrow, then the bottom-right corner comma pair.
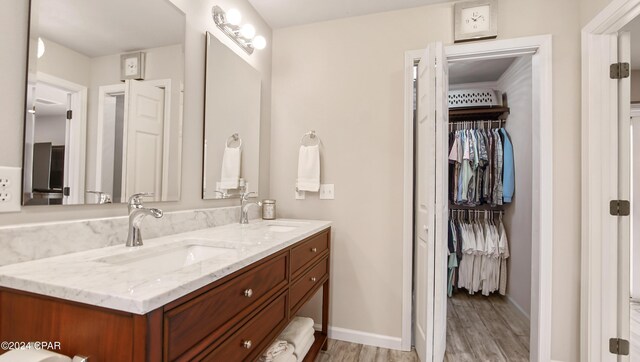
128,193 -> 154,208
86,191 -> 112,204
214,190 -> 229,199
241,191 -> 257,201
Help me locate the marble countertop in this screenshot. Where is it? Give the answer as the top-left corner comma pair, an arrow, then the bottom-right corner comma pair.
0,219 -> 331,315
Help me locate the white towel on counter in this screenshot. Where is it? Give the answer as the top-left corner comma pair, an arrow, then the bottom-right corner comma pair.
220,145 -> 241,189
296,145 -> 320,192
295,332 -> 315,362
279,317 -> 315,347
259,341 -> 295,362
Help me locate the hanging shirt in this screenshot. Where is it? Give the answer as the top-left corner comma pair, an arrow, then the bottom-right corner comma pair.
501,128 -> 515,203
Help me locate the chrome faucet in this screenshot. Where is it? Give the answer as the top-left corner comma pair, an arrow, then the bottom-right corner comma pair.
240,191 -> 261,224
126,193 -> 163,247
86,190 -> 112,204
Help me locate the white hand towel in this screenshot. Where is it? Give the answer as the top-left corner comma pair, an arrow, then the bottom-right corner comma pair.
296,145 -> 320,192
220,145 -> 241,189
259,341 -> 295,362
279,317 -> 315,347
295,332 -> 315,362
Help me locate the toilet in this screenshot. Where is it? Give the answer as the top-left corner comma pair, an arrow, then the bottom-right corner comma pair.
0,349 -> 72,362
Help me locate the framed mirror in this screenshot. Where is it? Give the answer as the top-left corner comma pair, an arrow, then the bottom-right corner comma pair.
23,0 -> 186,205
202,33 -> 261,199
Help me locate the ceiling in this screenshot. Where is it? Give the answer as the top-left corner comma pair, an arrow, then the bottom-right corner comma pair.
247,0 -> 455,29
36,0 -> 185,58
621,16 -> 640,70
449,57 -> 517,85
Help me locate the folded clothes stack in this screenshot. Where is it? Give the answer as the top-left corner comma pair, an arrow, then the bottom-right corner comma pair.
260,317 -> 315,362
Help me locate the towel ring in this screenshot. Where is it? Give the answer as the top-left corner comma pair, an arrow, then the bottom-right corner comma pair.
300,130 -> 322,147
226,133 -> 242,148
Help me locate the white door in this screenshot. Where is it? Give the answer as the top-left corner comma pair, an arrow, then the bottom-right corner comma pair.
617,31 -> 631,362
122,80 -> 165,201
414,41 -> 448,362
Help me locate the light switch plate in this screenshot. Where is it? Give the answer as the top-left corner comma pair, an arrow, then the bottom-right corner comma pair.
319,184 -> 335,200
295,189 -> 306,200
0,166 -> 21,213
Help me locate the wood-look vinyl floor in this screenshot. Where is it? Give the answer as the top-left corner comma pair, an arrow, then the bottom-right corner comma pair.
445,293 -> 530,362
315,339 -> 418,362
315,293 -> 529,362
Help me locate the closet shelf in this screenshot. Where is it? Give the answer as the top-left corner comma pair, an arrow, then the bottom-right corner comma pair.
449,203 -> 507,212
449,106 -> 510,122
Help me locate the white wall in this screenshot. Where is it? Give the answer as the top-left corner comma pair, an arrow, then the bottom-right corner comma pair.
0,0 -> 272,226
271,0 -> 582,360
498,56 -> 533,317
34,115 -> 66,146
37,38 -> 91,87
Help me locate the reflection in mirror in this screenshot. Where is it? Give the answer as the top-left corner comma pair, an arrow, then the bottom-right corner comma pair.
23,0 -> 185,205
203,33 -> 261,199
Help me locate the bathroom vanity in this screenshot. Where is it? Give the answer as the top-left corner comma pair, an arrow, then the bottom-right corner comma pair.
0,220 -> 330,361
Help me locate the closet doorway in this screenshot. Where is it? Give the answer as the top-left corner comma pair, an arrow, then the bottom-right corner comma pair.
401,36 -> 553,362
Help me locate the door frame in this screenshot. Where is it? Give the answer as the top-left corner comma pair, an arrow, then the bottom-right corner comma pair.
95,79 -> 172,202
581,1 -> 640,361
95,83 -> 126,198
35,72 -> 87,205
402,35 -> 553,362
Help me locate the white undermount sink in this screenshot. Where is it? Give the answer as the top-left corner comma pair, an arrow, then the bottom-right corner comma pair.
267,225 -> 298,233
264,221 -> 309,233
97,243 -> 234,273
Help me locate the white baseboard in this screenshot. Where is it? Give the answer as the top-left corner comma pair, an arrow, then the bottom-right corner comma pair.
505,295 -> 531,321
313,324 -> 404,350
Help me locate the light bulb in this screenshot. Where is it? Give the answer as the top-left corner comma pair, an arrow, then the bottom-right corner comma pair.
226,8 -> 241,26
252,35 -> 266,50
240,24 -> 256,39
37,37 -> 45,58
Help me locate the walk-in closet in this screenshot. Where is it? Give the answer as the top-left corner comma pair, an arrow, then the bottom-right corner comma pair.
444,55 -> 532,361
411,49 -> 538,361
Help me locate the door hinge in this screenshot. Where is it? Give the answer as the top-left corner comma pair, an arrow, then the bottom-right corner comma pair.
66,110 -> 72,119
609,338 -> 630,355
610,200 -> 630,216
610,62 -> 630,79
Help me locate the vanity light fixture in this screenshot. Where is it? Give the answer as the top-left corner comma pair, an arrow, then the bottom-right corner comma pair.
37,37 -> 45,58
212,5 -> 266,54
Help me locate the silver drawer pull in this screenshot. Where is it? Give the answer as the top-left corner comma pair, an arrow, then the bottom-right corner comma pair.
311,247 -> 318,252
310,277 -> 317,282
244,289 -> 253,298
243,340 -> 252,349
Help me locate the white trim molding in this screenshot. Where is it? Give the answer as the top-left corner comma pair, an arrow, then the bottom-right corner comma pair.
314,324 -> 403,350
581,1 -> 640,362
402,34 -> 553,361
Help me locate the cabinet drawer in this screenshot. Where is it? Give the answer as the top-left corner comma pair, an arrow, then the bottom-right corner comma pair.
290,257 -> 328,311
201,292 -> 288,362
291,231 -> 329,277
164,254 -> 287,361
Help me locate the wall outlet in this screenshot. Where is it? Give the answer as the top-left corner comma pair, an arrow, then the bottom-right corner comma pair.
295,189 -> 306,200
319,184 -> 335,200
0,166 -> 21,213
